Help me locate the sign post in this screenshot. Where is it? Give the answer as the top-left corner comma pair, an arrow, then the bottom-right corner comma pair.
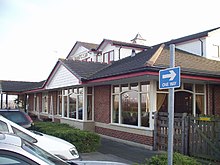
159,44 -> 180,165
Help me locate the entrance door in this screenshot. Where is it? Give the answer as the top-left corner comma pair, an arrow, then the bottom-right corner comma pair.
175,91 -> 192,114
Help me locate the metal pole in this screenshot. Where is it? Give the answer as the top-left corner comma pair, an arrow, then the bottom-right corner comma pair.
168,44 -> 175,165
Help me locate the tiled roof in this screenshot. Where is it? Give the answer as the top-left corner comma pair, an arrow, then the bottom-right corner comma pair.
164,27 -> 220,45
60,59 -> 108,80
77,41 -> 99,50
0,80 -> 45,92
97,39 -> 149,50
60,44 -> 220,81
89,45 -> 161,80
154,46 -> 220,77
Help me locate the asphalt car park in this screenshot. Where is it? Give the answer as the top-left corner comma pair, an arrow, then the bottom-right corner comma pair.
81,137 -> 160,164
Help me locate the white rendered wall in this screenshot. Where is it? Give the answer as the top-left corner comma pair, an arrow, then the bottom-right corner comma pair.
46,65 -> 80,89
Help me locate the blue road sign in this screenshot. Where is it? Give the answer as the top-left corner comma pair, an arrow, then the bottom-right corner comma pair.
159,67 -> 180,89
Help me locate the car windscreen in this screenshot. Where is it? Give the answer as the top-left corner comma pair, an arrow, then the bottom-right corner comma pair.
0,111 -> 29,125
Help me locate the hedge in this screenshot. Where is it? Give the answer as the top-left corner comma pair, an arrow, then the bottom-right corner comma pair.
140,152 -> 201,165
32,122 -> 100,153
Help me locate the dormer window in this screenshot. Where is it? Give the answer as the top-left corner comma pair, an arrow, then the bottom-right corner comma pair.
213,44 -> 220,58
103,50 -> 114,63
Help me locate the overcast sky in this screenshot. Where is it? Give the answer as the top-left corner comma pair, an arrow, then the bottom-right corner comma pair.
0,0 -> 220,82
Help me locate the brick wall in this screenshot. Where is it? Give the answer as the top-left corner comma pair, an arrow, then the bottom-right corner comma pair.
94,85 -> 111,123
214,85 -> 220,115
95,127 -> 153,146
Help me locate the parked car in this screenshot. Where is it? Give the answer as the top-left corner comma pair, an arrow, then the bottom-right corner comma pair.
0,115 -> 80,163
0,109 -> 33,128
0,132 -> 70,165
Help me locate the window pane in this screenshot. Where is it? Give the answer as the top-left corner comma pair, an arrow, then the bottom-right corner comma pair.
113,85 -> 120,93
79,88 -> 83,94
196,95 -> 204,115
113,95 -> 119,123
109,51 -> 114,62
69,94 -> 76,118
122,91 -> 138,126
87,87 -> 92,94
141,82 -> 150,92
157,93 -> 168,112
78,95 -> 83,120
64,96 -> 68,117
130,83 -> 138,91
195,84 -> 204,93
184,83 -> 193,91
87,95 -> 92,120
0,121 -> 9,132
121,84 -> 128,92
141,93 -> 150,127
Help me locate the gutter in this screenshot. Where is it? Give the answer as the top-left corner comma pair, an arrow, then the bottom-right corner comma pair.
199,38 -> 204,56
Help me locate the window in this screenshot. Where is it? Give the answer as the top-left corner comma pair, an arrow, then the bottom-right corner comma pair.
12,126 -> 37,143
213,44 -> 220,57
42,93 -> 48,113
103,50 -> 114,63
0,152 -> 35,165
156,82 -> 205,115
87,87 -> 93,120
112,81 -> 150,127
57,91 -> 62,115
96,53 -> 102,62
0,121 -> 9,132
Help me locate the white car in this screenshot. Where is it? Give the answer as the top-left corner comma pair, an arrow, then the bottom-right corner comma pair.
0,115 -> 80,163
0,133 -> 69,165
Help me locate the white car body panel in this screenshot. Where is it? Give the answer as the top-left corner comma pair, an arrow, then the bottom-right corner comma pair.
0,115 -> 80,162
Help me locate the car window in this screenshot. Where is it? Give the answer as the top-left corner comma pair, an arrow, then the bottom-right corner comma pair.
1,111 -> 28,124
11,126 -> 37,143
0,121 -> 9,132
0,151 -> 38,165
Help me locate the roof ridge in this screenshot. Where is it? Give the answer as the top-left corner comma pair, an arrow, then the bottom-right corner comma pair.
145,44 -> 165,66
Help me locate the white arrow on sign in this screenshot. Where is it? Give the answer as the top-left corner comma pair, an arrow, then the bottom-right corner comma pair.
162,70 -> 176,81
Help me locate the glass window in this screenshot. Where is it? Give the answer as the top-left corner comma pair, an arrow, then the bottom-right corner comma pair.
141,82 -> 150,92
196,95 -> 204,114
184,83 -> 193,91
42,93 -> 48,113
130,83 -> 138,91
87,87 -> 92,94
113,95 -> 119,123
121,84 -> 129,92
78,95 -> 83,120
157,93 -> 168,112
121,91 -> 138,126
141,93 -> 150,127
69,93 -> 76,118
0,154 -> 31,165
0,121 -> 9,132
195,84 -> 204,93
12,126 -> 37,143
64,96 -> 68,117
113,85 -> 120,93
57,92 -> 62,115
87,95 -> 92,120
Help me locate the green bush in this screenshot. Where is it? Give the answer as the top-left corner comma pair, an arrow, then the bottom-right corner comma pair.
32,122 -> 100,153
142,152 -> 201,165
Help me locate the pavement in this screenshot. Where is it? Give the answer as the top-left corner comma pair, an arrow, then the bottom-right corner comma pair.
80,137 -> 160,165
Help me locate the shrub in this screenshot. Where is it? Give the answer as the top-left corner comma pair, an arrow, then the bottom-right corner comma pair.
142,152 -> 201,165
32,122 -> 100,153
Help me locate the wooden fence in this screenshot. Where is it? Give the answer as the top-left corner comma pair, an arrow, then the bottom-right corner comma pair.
154,112 -> 220,162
